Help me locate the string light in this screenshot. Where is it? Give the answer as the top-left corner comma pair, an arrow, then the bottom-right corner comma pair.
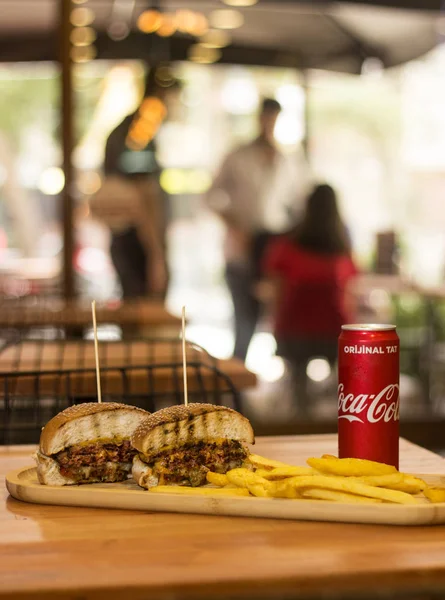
209,9 -> 244,30
137,10 -> 163,34
222,0 -> 258,5
70,7 -> 95,27
126,97 -> 167,150
71,45 -> 97,63
200,29 -> 231,48
157,14 -> 177,38
190,13 -> 209,36
69,3 -> 97,64
176,9 -> 198,33
137,9 -> 209,39
188,44 -> 222,64
70,27 -> 96,47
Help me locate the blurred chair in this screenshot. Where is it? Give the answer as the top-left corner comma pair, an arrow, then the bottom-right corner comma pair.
0,337 -> 250,444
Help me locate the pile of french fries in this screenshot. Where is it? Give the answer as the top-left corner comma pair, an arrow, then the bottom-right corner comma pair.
149,453 -> 445,504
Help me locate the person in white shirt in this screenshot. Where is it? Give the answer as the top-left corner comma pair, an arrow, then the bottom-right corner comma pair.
206,98 -> 306,361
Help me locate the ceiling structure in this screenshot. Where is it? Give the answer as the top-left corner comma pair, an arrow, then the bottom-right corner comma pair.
0,0 -> 442,73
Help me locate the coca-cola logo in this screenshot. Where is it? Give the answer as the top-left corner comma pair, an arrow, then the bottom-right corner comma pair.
338,383 -> 400,424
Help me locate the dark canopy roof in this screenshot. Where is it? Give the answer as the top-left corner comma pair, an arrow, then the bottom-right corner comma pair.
0,0 -> 441,73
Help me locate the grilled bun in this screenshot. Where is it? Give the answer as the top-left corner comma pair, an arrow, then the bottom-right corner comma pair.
39,402 -> 149,456
131,403 -> 255,458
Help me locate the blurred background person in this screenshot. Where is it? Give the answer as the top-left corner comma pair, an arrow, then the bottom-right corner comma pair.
262,184 -> 357,414
206,97 -> 307,362
90,68 -> 179,299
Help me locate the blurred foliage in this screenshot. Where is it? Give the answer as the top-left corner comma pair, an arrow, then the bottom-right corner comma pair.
73,66 -> 105,144
310,74 -> 401,144
0,64 -> 107,151
0,70 -> 58,150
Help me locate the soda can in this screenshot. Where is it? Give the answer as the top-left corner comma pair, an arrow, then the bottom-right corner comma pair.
338,324 -> 400,468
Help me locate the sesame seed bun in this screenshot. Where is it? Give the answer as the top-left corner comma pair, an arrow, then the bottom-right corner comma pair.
131,403 -> 254,457
39,402 -> 149,456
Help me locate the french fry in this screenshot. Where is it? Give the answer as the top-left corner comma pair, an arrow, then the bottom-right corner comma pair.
283,475 -> 421,504
385,474 -> 427,495
352,473 -> 427,494
270,481 -> 300,499
149,485 -> 250,497
301,488 -> 382,504
248,484 -> 272,498
254,468 -> 271,479
248,454 -> 295,470
353,474 -> 403,487
307,456 -> 398,477
257,466 -> 313,480
226,468 -> 271,488
424,487 -> 445,503
206,472 -> 229,487
226,468 -> 273,497
312,457 -> 426,494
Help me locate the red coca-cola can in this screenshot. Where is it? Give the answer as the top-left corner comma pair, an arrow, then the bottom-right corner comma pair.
338,324 -> 400,468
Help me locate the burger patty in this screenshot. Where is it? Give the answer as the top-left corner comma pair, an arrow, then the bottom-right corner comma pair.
149,440 -> 249,487
60,462 -> 132,483
56,441 -> 136,482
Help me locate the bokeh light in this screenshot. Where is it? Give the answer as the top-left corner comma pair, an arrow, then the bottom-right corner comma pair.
38,168 -> 65,196
306,358 -> 331,382
157,14 -> 177,38
137,10 -> 163,33
188,44 -> 222,64
221,76 -> 259,114
176,10 -> 198,33
78,171 -> 102,196
222,0 -> 258,5
160,169 -> 212,195
107,21 -> 130,41
70,27 -> 96,47
189,13 -> 209,36
71,45 -> 97,63
209,9 -> 244,30
70,7 -> 95,27
200,29 -> 231,48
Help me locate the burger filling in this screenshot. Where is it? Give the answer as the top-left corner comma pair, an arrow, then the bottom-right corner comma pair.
55,440 -> 136,483
142,439 -> 249,487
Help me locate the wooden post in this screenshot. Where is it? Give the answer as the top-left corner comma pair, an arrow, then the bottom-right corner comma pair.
301,69 -> 310,164
60,0 -> 75,299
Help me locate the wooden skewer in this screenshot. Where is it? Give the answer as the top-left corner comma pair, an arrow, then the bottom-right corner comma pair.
182,306 -> 188,407
91,300 -> 102,404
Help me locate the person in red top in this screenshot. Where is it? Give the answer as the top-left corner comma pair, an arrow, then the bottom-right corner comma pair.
262,184 -> 358,414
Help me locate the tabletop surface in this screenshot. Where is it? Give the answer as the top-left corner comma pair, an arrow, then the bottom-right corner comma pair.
2,434 -> 445,600
0,298 -> 180,328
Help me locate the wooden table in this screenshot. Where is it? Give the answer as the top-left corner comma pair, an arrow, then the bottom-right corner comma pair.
0,340 -> 257,397
0,298 -> 180,334
2,434 -> 445,600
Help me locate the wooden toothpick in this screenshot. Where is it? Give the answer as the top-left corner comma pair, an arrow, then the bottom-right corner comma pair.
182,306 -> 188,406
91,300 -> 102,403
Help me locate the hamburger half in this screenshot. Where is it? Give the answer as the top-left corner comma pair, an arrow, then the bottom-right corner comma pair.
131,403 -> 255,489
35,402 -> 149,485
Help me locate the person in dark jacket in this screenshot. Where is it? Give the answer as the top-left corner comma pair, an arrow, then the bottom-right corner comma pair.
98,68 -> 179,298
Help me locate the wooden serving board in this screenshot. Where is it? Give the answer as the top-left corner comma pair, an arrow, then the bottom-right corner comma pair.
6,466 -> 445,526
